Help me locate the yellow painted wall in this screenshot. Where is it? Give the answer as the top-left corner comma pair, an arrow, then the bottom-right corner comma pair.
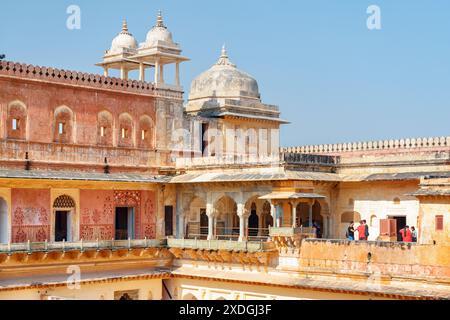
0,279 -> 162,300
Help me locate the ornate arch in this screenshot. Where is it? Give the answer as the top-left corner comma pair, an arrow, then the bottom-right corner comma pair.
53,105 -> 74,143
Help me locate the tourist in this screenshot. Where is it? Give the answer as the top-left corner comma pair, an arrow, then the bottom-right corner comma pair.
312,220 -> 322,238
411,226 -> 417,242
357,220 -> 366,240
399,225 -> 412,242
346,221 -> 355,240
363,219 -> 369,240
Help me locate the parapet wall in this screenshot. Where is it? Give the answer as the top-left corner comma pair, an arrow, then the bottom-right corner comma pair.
283,136 -> 450,155
0,60 -> 183,100
298,239 -> 450,279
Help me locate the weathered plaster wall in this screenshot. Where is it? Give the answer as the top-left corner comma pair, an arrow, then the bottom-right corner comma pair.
298,240 -> 450,279
418,199 -> 450,245
0,279 -> 162,300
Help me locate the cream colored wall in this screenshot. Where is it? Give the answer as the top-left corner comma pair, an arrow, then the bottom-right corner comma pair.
165,278 -> 390,300
418,199 -> 450,245
333,181 -> 420,240
0,279 -> 162,300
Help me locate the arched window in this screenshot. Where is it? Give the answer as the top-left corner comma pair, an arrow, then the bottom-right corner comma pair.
118,113 -> 133,147
138,115 -> 154,149
7,100 -> 27,140
393,197 -> 401,205
97,110 -> 113,146
53,106 -> 74,143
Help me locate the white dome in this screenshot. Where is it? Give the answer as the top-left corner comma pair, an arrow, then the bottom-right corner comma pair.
189,46 -> 260,100
144,12 -> 174,47
110,20 -> 138,53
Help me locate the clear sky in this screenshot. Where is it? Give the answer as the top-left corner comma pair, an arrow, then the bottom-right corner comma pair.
1,0 -> 449,147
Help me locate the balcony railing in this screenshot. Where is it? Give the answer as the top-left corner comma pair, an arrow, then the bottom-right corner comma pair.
0,139 -> 163,169
185,224 -> 270,242
167,238 -> 274,252
0,239 -> 166,254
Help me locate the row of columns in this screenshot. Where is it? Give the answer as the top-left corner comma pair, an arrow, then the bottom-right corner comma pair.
103,61 -> 181,86
206,202 -> 249,242
270,200 -> 314,228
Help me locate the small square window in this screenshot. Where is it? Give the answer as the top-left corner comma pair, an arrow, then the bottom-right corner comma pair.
12,118 -> 18,131
58,122 -> 64,135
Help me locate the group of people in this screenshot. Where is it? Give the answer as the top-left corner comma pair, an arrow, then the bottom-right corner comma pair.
346,220 -> 418,242
398,225 -> 417,242
346,220 -> 369,241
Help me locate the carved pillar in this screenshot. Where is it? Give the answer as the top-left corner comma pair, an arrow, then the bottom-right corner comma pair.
175,192 -> 184,239
175,62 -> 180,86
291,201 -> 298,228
139,63 -> 145,82
237,203 -> 247,242
154,60 -> 160,85
270,202 -> 276,227
308,200 -> 313,228
159,63 -> 164,84
206,203 -> 215,240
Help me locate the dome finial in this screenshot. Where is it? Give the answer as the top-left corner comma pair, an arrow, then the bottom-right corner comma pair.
156,10 -> 165,28
216,44 -> 235,67
122,19 -> 128,32
221,44 -> 227,58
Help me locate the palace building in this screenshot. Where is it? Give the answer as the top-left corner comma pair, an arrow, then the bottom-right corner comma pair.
0,12 -> 449,300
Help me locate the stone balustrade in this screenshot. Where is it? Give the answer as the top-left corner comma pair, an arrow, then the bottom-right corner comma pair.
281,152 -> 340,166
282,136 -> 450,155
0,60 -> 183,100
175,154 -> 281,168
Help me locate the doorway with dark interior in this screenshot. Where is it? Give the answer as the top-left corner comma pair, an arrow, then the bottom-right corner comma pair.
55,211 -> 69,242
165,206 -> 173,237
389,216 -> 407,241
200,209 -> 208,239
248,203 -> 259,238
115,207 -> 135,240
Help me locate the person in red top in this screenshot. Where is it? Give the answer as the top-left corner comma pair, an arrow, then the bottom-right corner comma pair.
399,225 -> 413,242
356,220 -> 367,240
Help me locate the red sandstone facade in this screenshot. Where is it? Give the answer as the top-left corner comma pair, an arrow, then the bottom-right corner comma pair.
0,61 -> 177,243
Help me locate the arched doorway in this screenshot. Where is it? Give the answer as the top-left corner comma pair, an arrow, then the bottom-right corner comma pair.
296,203 -> 310,227
261,201 -> 273,237
185,196 -> 207,239
53,195 -> 76,242
312,201 -> 323,238
214,195 -> 238,239
248,203 -> 259,237
0,198 -> 8,243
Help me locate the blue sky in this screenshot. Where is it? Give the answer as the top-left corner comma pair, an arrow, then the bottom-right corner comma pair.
1,0 -> 449,147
